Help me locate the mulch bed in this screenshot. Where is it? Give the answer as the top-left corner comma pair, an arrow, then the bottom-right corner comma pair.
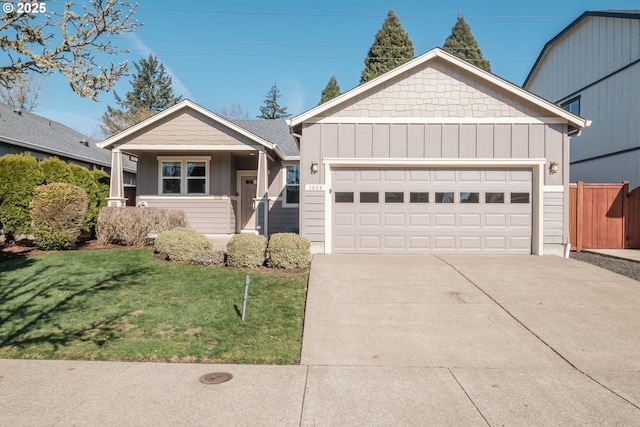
0,238 -> 148,263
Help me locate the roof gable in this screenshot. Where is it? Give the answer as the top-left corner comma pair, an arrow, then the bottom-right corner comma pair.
524,10 -> 640,87
290,48 -> 588,132
98,100 -> 297,159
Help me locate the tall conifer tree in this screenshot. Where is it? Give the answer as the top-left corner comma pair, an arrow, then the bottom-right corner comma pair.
443,15 -> 491,72
257,83 -> 291,119
318,75 -> 341,104
360,10 -> 414,84
99,54 -> 182,137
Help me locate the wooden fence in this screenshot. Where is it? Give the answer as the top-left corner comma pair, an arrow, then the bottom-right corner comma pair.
569,181 -> 640,250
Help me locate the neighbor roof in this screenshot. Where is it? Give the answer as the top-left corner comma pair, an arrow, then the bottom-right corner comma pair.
523,10 -> 640,88
232,119 -> 299,158
289,47 -> 589,134
0,102 -> 136,172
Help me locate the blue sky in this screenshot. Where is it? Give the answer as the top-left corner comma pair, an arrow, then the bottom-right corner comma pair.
29,0 -> 637,137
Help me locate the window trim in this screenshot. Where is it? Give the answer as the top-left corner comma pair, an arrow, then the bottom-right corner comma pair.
282,163 -> 300,207
157,156 -> 211,196
561,96 -> 580,116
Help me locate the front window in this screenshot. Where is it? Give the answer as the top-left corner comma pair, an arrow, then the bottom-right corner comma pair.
159,158 -> 209,195
283,164 -> 299,206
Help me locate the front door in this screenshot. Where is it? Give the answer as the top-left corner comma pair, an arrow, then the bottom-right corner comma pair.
240,175 -> 257,231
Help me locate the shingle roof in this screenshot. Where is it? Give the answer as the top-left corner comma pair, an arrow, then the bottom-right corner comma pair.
0,102 -> 136,172
231,119 -> 299,158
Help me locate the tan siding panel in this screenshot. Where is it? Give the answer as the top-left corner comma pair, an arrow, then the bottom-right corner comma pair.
141,197 -> 233,234
355,124 -> 373,158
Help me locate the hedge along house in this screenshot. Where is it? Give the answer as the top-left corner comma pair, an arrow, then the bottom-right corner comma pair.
288,48 -> 588,256
98,100 -> 300,237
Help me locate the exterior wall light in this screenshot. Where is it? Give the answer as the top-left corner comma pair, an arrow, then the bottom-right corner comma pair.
311,161 -> 319,174
549,161 -> 558,174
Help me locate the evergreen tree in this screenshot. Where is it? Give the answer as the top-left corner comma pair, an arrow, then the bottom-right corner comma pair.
360,10 -> 414,84
99,54 -> 182,137
257,83 -> 291,119
318,75 -> 341,105
443,14 -> 491,72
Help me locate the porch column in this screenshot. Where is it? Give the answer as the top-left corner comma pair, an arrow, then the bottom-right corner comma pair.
254,150 -> 269,237
107,148 -> 127,207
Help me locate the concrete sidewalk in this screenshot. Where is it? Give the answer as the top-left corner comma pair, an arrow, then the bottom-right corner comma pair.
2,254 -> 640,425
584,248 -> 640,263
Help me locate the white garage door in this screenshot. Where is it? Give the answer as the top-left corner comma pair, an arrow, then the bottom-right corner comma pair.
332,168 -> 532,254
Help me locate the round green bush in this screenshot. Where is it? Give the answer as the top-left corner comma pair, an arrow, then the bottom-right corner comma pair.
154,227 -> 212,263
226,234 -> 268,268
267,233 -> 310,269
30,183 -> 88,250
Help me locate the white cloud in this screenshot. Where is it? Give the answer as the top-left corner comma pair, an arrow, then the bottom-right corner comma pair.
124,33 -> 193,99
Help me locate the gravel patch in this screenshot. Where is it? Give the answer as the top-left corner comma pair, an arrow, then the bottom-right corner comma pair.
570,251 -> 640,282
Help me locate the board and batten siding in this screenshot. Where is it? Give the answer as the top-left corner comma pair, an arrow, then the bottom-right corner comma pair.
525,16 -> 640,103
524,15 -> 640,189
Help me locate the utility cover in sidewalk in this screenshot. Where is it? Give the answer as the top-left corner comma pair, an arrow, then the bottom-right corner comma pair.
199,372 -> 233,384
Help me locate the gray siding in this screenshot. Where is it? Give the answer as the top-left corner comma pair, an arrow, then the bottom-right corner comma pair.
543,192 -> 564,244
138,197 -> 234,234
525,15 -> 640,188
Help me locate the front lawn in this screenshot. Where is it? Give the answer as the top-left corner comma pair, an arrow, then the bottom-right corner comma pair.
0,249 -> 308,364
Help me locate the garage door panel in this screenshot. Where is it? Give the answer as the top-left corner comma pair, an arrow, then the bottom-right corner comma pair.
359,213 -> 380,227
359,236 -> 381,249
332,167 -> 532,254
409,236 -> 430,249
409,214 -> 430,226
334,213 -> 356,226
459,213 -> 482,227
434,213 -> 456,227
384,213 -> 405,226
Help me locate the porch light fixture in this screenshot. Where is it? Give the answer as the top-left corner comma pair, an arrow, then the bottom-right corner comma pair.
549,161 -> 558,175
310,161 -> 319,174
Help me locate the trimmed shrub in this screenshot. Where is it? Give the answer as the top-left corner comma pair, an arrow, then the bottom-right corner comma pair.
95,207 -> 188,246
226,234 -> 268,269
30,183 -> 88,250
0,153 -> 44,236
267,233 -> 311,269
40,157 -> 74,184
154,227 -> 212,263
192,249 -> 226,267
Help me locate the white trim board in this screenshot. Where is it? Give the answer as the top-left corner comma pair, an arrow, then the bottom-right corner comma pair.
308,117 -> 569,125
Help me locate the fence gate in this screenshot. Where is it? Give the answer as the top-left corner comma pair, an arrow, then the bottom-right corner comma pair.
569,181 -> 640,250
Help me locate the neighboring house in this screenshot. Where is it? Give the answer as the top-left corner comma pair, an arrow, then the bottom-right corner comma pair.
0,102 -> 137,193
289,48 -> 587,256
523,10 -> 640,188
98,100 -> 300,236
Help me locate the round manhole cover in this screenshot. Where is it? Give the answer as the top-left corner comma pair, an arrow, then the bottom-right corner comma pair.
199,372 -> 233,385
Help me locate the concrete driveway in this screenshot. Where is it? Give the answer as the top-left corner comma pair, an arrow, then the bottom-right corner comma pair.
301,254 -> 640,425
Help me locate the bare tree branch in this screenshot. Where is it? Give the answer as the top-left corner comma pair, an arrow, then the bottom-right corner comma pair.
1,0 -> 141,99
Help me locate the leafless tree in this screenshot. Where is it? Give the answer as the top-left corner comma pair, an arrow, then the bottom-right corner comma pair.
0,72 -> 46,111
1,0 -> 140,99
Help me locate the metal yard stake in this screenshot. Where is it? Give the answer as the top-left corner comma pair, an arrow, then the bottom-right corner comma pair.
241,275 -> 250,321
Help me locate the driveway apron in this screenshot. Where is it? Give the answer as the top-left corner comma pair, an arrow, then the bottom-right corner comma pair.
299,254 -> 640,425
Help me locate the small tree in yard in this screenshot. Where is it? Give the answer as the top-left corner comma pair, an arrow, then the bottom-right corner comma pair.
30,183 -> 88,250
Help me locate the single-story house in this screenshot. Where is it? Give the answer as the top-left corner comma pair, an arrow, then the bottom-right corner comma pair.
0,102 -> 137,192
98,100 -> 300,236
289,48 -> 588,256
101,47 -> 588,256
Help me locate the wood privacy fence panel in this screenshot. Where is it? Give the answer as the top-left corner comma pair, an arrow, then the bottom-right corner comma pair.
569,181 -> 640,250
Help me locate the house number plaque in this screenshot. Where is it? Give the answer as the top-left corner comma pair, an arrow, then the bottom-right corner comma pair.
305,184 -> 326,191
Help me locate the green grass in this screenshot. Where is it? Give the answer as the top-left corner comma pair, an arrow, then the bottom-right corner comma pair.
0,249 -> 308,364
